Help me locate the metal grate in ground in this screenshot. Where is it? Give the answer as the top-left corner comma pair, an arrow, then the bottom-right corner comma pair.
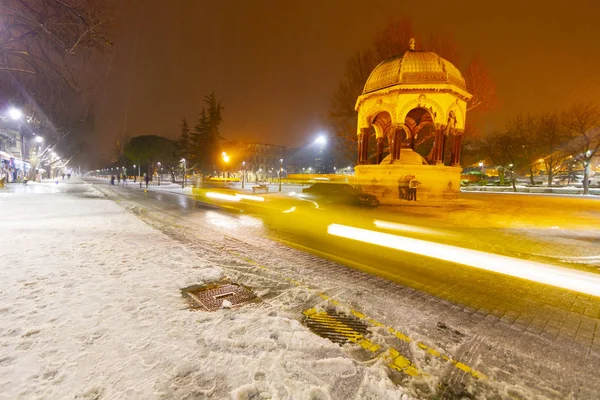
302,308 -> 375,347
182,282 -> 259,311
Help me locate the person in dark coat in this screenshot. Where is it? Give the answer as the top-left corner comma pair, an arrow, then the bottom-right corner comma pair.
145,174 -> 150,188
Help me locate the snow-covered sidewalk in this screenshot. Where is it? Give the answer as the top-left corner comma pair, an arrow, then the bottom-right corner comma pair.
0,181 -> 406,399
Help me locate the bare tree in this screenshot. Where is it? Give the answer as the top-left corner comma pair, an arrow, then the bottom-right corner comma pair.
536,112 -> 570,186
0,0 -> 113,162
507,114 -> 540,185
562,104 -> 600,194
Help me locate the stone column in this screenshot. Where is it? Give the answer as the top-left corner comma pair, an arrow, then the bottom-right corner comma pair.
358,128 -> 370,164
433,127 -> 445,165
394,128 -> 402,161
451,133 -> 463,166
376,137 -> 384,164
387,130 -> 396,163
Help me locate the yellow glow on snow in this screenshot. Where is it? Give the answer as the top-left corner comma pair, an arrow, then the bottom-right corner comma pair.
328,224 -> 600,298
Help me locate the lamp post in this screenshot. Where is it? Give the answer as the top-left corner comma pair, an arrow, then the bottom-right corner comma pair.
133,164 -> 137,183
279,158 -> 283,192
222,152 -> 229,178
157,162 -> 161,186
242,161 -> 245,189
181,158 -> 186,189
314,135 -> 327,173
139,165 -> 143,188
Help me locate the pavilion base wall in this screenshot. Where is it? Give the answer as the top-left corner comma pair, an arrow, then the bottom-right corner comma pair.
354,164 -> 462,203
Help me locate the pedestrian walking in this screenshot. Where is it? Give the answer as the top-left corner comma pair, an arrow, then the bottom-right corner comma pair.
110,175 -> 115,185
117,174 -> 121,185
145,174 -> 150,188
122,174 -> 127,186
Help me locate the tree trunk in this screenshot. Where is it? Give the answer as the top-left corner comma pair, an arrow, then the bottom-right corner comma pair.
547,171 -> 553,187
529,167 -> 535,185
583,161 -> 590,195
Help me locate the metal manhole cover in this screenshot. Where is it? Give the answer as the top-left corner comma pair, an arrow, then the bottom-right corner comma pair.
302,308 -> 371,345
182,282 -> 259,311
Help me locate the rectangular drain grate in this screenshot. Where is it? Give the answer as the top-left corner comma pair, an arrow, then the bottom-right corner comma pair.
182,283 -> 258,311
303,308 -> 372,346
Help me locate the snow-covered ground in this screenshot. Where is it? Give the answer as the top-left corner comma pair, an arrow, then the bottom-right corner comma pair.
0,182 -> 408,399
2,179 -> 600,399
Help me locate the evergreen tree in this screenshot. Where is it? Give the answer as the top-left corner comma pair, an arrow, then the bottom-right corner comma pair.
178,118 -> 191,162
193,93 -> 225,173
192,108 -> 209,171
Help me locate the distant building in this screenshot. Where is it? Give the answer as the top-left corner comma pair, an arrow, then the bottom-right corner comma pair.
222,141 -> 286,181
0,119 -> 30,181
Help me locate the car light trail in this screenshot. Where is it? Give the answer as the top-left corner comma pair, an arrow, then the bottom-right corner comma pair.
235,194 -> 265,202
205,192 -> 265,202
374,219 -> 453,237
206,192 -> 240,201
327,224 -> 600,298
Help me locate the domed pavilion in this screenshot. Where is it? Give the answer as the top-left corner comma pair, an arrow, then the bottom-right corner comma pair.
354,38 -> 472,201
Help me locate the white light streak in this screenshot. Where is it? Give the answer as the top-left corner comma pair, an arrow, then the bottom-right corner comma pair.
327,224 -> 600,298
206,192 -> 240,202
374,220 -> 453,237
235,194 -> 265,202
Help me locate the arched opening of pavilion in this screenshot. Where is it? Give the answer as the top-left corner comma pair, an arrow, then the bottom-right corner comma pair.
354,39 -> 472,202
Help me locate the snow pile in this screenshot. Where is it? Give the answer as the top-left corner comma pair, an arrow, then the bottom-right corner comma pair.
0,185 -> 408,399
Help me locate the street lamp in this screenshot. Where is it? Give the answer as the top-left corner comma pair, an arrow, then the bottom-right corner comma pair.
314,135 -> 327,145
181,158 -> 186,189
133,164 -> 137,182
242,161 -> 245,189
35,136 -> 43,143
157,162 -> 161,186
279,158 -> 283,192
222,152 -> 230,178
9,107 -> 22,120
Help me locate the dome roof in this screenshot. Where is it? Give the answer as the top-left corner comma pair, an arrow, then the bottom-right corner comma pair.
363,50 -> 467,95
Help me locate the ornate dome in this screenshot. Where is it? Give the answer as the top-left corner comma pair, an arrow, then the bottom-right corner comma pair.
363,49 -> 467,95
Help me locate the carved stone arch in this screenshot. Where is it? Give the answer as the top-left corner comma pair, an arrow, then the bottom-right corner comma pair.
398,95 -> 446,127
369,110 -> 394,140
362,102 -> 397,138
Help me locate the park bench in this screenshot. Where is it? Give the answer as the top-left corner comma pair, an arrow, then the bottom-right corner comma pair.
252,183 -> 269,193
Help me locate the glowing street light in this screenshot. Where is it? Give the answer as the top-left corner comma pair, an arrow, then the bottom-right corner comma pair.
279,158 -> 283,192
9,107 -> 22,120
35,136 -> 44,143
157,161 -> 161,186
181,158 -> 186,188
314,135 -> 327,145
